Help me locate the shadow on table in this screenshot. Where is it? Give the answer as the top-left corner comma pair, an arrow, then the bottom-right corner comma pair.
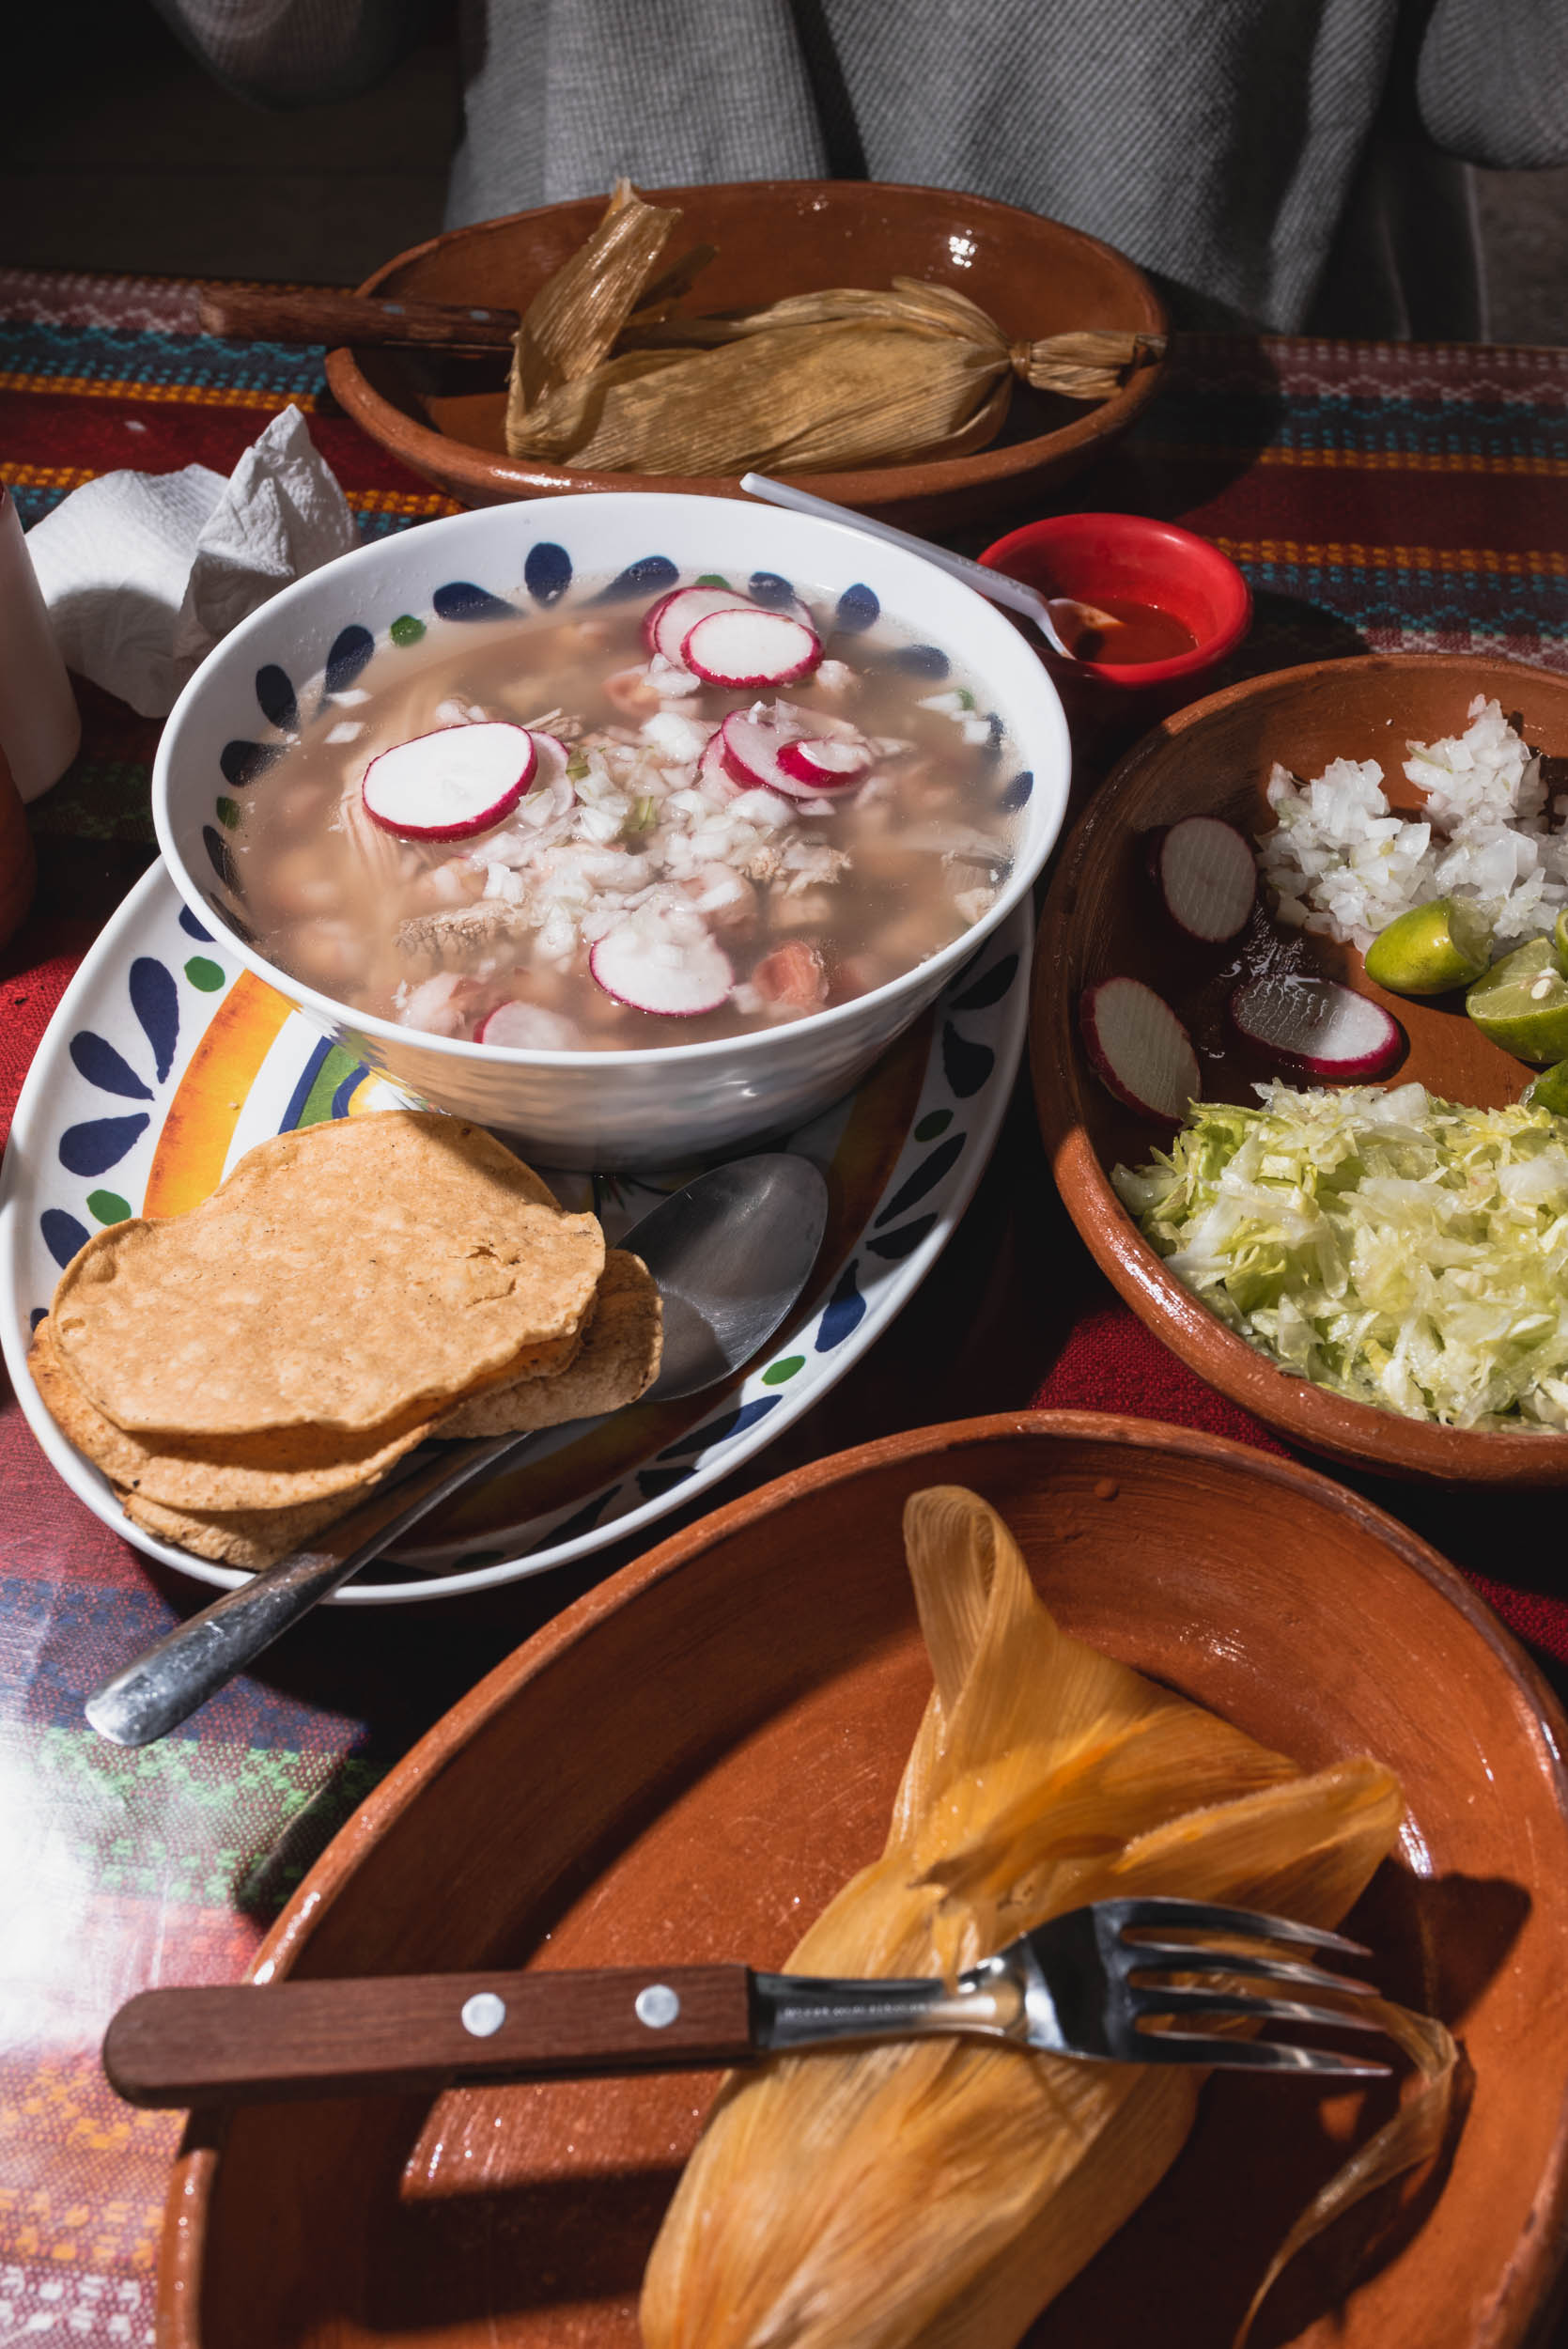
944,333 -> 1291,560
1230,587 -> 1369,677
1328,1466 -> 1568,1720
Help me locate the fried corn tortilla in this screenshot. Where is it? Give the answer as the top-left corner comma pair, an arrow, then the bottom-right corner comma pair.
113,1253 -> 660,1567
51,1112 -> 605,1438
116,1484 -> 375,1572
439,1249 -> 662,1436
27,1314 -> 441,1509
30,1313 -> 585,1511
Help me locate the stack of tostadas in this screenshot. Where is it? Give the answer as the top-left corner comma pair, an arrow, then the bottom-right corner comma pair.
28,1111 -> 661,1568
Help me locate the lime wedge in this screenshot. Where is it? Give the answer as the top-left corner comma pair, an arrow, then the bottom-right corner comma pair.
1467,938 -> 1568,1064
1524,1060 -> 1568,1115
1364,896 -> 1493,995
1555,909 -> 1568,973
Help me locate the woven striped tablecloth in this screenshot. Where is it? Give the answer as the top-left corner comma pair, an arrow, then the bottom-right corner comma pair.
1,266 -> 1566,2346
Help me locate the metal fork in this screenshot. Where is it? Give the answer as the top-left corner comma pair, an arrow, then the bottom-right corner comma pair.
103,1896 -> 1388,2109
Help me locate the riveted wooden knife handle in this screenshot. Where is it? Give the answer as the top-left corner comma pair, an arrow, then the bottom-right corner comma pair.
196,286 -> 519,350
103,1964 -> 754,2108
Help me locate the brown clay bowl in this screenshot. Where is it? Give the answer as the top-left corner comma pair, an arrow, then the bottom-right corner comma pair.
159,1412 -> 1568,2349
1034,652 -> 1568,1484
324,179 -> 1166,528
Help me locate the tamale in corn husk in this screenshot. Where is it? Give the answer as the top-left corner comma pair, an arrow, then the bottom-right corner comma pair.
504,186 -> 1164,474
505,179 -> 704,419
641,1487 -> 1455,2349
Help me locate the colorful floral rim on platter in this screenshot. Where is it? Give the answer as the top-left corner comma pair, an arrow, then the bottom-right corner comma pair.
0,862 -> 1031,1604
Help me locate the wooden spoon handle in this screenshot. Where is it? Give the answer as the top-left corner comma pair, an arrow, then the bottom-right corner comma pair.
102,1964 -> 755,2107
195,286 -> 519,350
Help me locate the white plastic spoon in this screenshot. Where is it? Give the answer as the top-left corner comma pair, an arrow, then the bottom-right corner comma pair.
738,473 -> 1122,661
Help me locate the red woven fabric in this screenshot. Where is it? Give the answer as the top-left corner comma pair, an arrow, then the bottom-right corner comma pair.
6,277 -> 1568,2345
1032,1299 -> 1291,1453
1,934 -> 89,1152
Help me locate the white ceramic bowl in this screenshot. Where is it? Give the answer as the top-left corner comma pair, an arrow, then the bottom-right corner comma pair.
153,493 -> 1069,1167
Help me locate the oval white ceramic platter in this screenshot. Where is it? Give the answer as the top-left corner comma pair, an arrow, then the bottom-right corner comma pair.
0,863 -> 1030,1604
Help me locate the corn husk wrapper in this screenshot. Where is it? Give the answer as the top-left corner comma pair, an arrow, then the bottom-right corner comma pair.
641,1487 -> 1456,2349
506,179 -> 681,417
505,185 -> 1164,473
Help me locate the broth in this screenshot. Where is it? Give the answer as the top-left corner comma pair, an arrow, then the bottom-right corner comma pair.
233,579 -> 1024,1051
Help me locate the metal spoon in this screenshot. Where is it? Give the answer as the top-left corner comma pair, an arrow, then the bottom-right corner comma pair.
85,1152 -> 829,1749
739,472 -> 1123,661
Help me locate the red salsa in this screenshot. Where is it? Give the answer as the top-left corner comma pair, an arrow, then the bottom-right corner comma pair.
1062,598 -> 1197,665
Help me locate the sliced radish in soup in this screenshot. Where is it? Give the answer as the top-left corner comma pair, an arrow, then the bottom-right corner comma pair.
362,722 -> 536,841
641,589 -> 681,656
527,730 -> 572,788
651,586 -> 754,666
718,708 -> 858,803
776,736 -> 873,790
474,1000 -> 581,1050
698,729 -> 743,798
719,709 -> 797,796
1080,977 -> 1201,1121
684,608 -> 822,689
590,906 -> 734,1017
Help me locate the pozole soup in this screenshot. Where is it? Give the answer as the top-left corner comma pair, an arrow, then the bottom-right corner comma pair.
233,575 -> 1028,1052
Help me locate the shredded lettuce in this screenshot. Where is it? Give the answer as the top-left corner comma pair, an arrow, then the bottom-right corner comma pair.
1112,1081 -> 1568,1428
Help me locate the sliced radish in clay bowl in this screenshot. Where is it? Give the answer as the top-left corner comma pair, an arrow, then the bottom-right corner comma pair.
1079,977 -> 1202,1123
362,722 -> 537,840
1155,815 -> 1256,944
1231,971 -> 1405,1080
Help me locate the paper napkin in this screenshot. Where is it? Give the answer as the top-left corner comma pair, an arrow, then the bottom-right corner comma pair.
23,406 -> 359,720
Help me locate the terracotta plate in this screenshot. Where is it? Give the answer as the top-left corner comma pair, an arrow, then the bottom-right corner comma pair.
161,1413 -> 1568,2349
1033,652 -> 1568,1483
325,179 -> 1166,527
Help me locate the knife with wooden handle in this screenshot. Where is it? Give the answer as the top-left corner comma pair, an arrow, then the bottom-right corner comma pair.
104,1894 -> 1384,2109
103,1964 -> 964,2108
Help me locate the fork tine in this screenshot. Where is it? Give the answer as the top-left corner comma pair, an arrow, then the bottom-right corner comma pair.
1127,2032 -> 1392,2078
1131,1984 -> 1385,2034
1123,1941 -> 1375,1998
1108,1896 -> 1372,1958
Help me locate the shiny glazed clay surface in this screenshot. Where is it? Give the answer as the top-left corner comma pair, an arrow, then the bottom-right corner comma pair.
163,1414 -> 1568,2349
326,179 -> 1167,528
1034,652 -> 1568,1484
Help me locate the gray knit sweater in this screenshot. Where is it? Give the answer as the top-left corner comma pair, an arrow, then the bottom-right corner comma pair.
152,0 -> 1568,335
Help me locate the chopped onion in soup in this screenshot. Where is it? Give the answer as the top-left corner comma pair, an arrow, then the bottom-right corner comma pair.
231,578 -> 1022,1050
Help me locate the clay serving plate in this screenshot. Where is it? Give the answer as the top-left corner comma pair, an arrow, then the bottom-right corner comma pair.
1034,653 -> 1568,1484
160,1413 -> 1568,2349
325,179 -> 1166,528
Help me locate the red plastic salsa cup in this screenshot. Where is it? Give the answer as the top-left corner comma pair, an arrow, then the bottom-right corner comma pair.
978,512 -> 1251,690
